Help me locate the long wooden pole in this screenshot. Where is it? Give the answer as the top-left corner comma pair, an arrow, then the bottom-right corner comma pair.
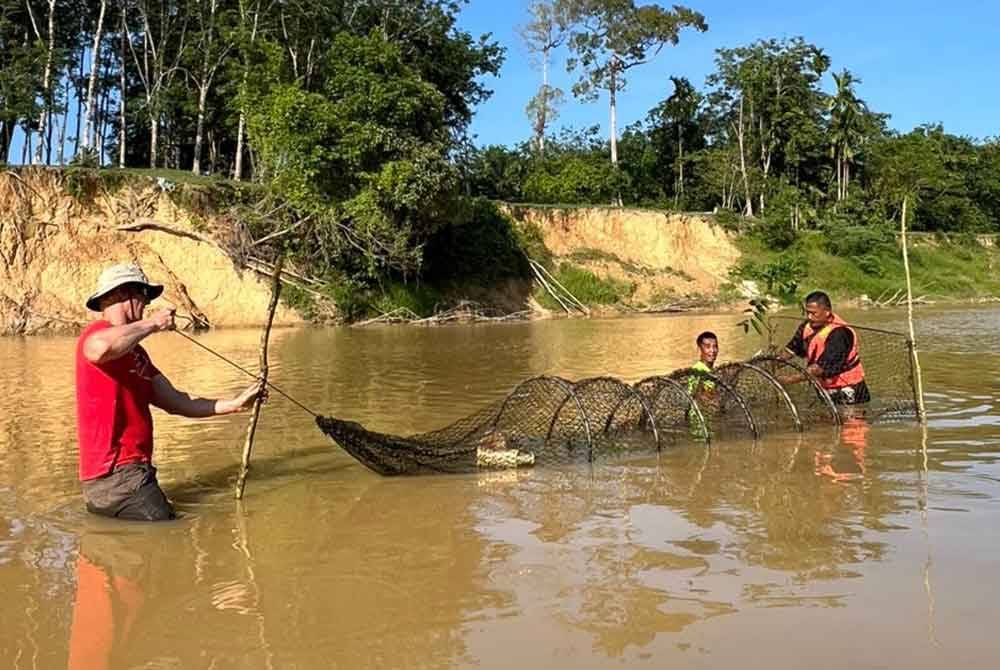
236,257 -> 284,499
901,196 -> 927,423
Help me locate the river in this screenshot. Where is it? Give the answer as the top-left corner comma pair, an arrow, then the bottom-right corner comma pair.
1,307 -> 998,668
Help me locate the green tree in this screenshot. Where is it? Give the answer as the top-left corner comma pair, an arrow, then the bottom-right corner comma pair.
827,69 -> 866,202
247,32 -> 457,277
564,0 -> 706,166
645,75 -> 705,206
0,0 -> 44,163
706,37 -> 830,215
519,0 -> 571,154
867,126 -> 949,231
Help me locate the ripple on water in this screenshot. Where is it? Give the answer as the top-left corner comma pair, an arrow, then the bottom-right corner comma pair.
2,308 -> 1000,667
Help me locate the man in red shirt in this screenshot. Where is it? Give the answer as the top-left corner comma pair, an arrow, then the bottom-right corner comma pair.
77,263 -> 263,521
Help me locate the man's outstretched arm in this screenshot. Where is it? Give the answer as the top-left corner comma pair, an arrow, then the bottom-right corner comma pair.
83,310 -> 175,364
151,375 -> 263,418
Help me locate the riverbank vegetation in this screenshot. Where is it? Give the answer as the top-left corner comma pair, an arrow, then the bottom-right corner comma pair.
3,1 -> 997,320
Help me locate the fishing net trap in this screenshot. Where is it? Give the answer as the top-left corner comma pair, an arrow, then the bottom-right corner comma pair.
315,319 -> 920,476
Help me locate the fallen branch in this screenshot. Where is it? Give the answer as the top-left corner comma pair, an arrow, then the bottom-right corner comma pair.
529,260 -> 590,316
410,300 -> 532,326
244,260 -> 330,302
528,260 -> 573,315
246,256 -> 323,286
633,301 -> 697,314
115,218 -> 214,244
353,306 -> 421,327
250,217 -> 309,247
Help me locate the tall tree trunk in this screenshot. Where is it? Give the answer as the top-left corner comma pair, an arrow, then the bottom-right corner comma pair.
736,96 -> 753,217
608,65 -> 618,166
74,40 -> 85,154
33,0 -> 57,164
149,112 -> 158,167
235,0 -> 261,180
539,47 -> 549,154
759,117 -> 771,213
192,83 -> 209,174
84,0 -> 108,149
57,67 -> 70,164
192,0 -> 219,175
835,154 -> 842,202
674,124 -> 684,207
119,9 -> 127,167
45,100 -> 54,164
844,161 -> 850,200
97,57 -> 112,162
233,103 -> 248,179
208,128 -> 217,173
0,122 -> 9,164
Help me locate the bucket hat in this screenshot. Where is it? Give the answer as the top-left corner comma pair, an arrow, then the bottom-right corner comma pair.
85,263 -> 164,311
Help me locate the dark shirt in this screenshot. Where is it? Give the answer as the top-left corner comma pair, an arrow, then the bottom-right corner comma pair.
785,321 -> 857,378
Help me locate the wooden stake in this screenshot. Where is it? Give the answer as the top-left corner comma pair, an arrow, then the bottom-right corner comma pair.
236,256 -> 284,499
901,196 -> 927,423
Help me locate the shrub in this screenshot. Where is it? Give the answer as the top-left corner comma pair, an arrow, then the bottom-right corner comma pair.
535,262 -> 634,308
422,198 -> 530,282
522,156 -> 630,204
731,254 -> 804,303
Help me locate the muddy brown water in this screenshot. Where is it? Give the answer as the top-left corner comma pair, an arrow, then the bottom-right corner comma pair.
1,308 -> 999,669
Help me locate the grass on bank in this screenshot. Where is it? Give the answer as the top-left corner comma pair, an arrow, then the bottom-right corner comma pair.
533,262 -> 635,310
732,231 -> 1000,304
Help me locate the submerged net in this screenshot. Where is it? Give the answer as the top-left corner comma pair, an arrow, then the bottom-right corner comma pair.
767,316 -> 918,421
316,318 -> 919,476
713,361 -> 802,433
665,367 -> 758,439
747,355 -> 840,427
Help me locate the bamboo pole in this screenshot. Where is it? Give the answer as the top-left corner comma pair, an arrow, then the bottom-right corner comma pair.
236,257 -> 284,499
901,196 -> 927,423
529,260 -> 572,314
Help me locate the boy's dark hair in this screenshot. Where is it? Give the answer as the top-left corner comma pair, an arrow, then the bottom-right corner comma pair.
804,291 -> 832,309
696,331 -> 717,346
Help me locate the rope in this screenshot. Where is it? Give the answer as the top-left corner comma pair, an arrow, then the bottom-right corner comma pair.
173,329 -> 319,418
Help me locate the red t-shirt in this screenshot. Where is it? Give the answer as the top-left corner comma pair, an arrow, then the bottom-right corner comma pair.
75,321 -> 161,481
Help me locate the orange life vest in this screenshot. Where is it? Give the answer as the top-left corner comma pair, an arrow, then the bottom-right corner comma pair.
803,314 -> 866,390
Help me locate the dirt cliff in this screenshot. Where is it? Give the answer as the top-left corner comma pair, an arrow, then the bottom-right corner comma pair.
505,205 -> 739,304
1,172 -> 742,335
0,169 -> 302,335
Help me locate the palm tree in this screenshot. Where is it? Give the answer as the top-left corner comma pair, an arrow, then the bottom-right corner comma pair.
828,70 -> 865,202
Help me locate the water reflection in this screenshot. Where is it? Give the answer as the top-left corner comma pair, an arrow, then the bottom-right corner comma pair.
469,423 -> 908,657
67,530 -> 146,670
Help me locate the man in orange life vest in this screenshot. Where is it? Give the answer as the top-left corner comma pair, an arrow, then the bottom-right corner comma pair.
777,291 -> 870,405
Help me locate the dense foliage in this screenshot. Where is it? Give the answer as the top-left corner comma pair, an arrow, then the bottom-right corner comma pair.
465,34 -> 1000,239
3,0 -> 997,306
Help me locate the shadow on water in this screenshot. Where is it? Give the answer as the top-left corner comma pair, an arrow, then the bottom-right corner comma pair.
164,447 -> 354,508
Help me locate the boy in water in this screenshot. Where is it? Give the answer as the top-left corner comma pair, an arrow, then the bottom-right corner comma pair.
687,331 -> 719,438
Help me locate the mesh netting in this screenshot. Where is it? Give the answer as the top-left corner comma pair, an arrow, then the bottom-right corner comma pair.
767,316 -> 918,421
713,361 -> 801,433
316,319 -> 919,476
633,376 -> 708,445
665,367 -> 759,439
747,355 -> 840,426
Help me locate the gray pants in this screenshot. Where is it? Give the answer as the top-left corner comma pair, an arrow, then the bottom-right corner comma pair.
82,462 -> 175,521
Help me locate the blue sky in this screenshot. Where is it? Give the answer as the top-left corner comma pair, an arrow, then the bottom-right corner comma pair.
458,0 -> 999,147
